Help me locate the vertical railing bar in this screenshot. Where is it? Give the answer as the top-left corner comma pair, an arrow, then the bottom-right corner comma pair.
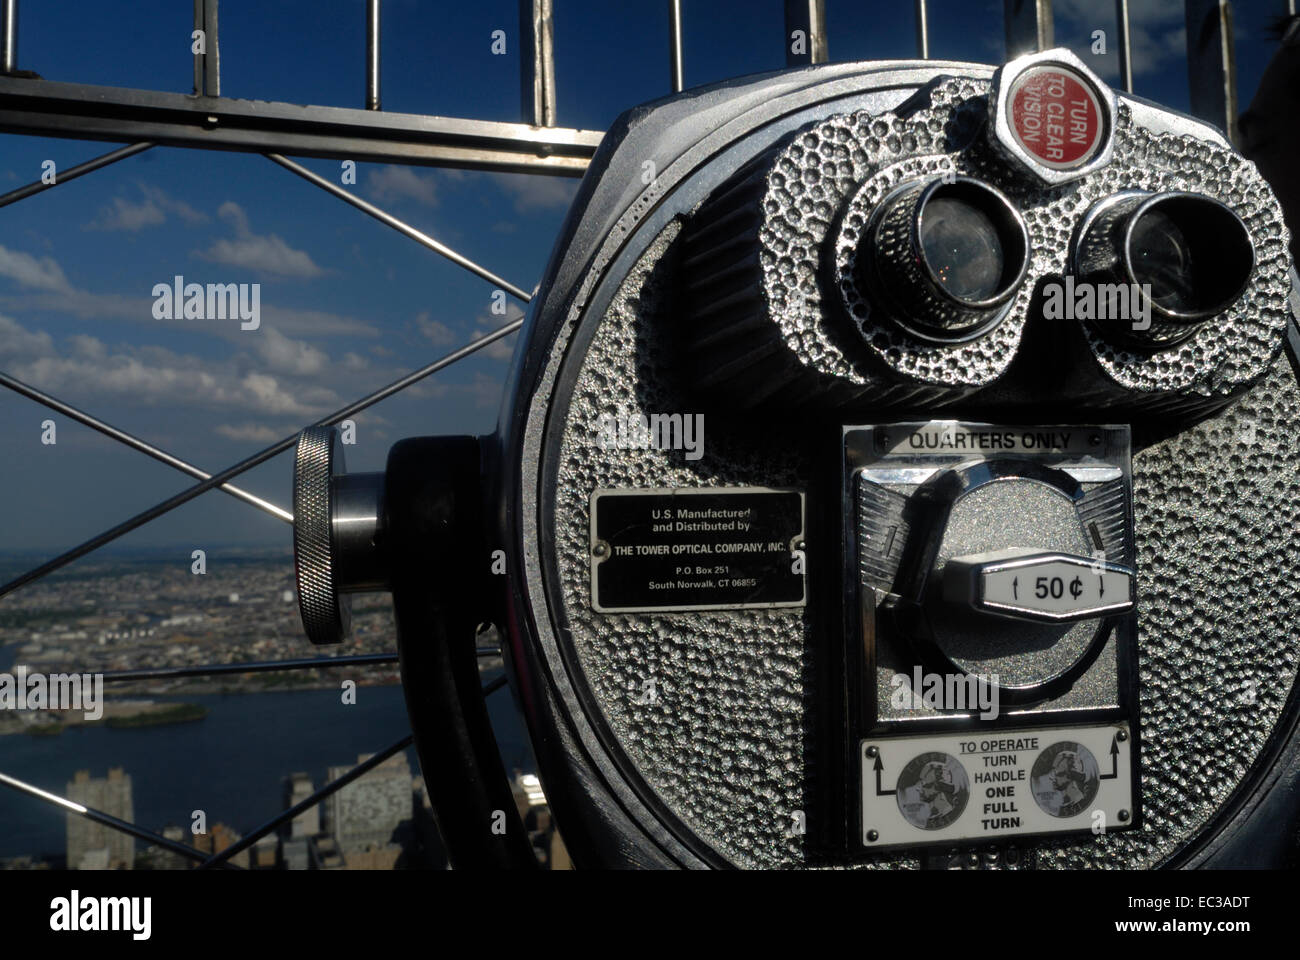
783,0 -> 827,67
519,0 -> 557,126
203,0 -> 219,97
519,0 -> 535,120
669,0 -> 684,92
366,0 -> 381,110
538,0 -> 555,125
1116,0 -> 1133,92
1,0 -> 16,74
192,0 -> 203,95
1218,1 -> 1236,148
1004,0 -> 1054,59
1184,0 -> 1238,148
812,0 -> 827,62
916,0 -> 930,59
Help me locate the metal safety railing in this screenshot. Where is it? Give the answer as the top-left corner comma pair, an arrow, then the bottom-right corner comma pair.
0,0 -> 1291,866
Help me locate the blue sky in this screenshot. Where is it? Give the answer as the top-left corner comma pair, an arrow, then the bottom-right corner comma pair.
0,0 -> 1289,554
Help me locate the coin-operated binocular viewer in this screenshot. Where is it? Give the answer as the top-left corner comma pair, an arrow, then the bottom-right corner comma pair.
289,48 -> 1300,869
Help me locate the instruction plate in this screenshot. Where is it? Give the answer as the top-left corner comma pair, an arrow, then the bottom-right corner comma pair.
861,723 -> 1134,848
590,487 -> 806,613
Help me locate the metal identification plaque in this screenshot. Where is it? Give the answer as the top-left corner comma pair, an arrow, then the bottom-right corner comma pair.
590,487 -> 806,613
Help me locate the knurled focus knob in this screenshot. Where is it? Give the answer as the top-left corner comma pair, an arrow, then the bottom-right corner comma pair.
293,426 -> 387,645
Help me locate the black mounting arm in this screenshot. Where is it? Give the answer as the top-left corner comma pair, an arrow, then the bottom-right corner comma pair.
384,436 -> 539,869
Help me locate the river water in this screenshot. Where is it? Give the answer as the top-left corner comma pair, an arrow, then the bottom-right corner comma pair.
0,646 -> 535,862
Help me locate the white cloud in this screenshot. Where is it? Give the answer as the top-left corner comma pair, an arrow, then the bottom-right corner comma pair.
255,305 -> 378,338
197,232 -> 322,277
84,184 -> 209,232
67,333 -> 107,360
149,186 -> 207,225
415,310 -> 457,346
0,314 -> 335,418
252,327 -> 329,377
195,202 -> 324,278
0,286 -> 379,340
217,202 -> 251,235
85,195 -> 164,232
0,245 -> 72,292
0,313 -> 54,357
215,422 -> 284,443
366,166 -> 441,207
489,172 -> 578,214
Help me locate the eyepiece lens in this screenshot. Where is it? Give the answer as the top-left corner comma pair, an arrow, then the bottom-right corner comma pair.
1128,209 -> 1196,312
919,197 -> 1006,302
859,175 -> 1029,343
1125,195 -> 1254,319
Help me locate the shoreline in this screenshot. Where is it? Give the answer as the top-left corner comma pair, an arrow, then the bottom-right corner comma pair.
0,660 -> 504,735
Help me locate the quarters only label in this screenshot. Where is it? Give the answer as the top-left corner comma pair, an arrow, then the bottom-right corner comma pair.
861,723 -> 1134,849
590,488 -> 806,613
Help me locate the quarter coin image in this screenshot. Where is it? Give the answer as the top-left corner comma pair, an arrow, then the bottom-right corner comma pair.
1031,741 -> 1100,818
895,752 -> 970,830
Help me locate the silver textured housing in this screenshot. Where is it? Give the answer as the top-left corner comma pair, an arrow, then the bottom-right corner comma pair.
554,219 -> 1300,870
532,63 -> 1300,868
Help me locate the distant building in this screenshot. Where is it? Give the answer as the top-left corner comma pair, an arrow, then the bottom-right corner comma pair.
252,834 -> 278,870
140,825 -> 191,871
77,848 -> 110,870
325,753 -> 412,861
282,837 -> 311,871
311,835 -> 346,870
66,767 -> 134,870
192,822 -> 250,869
284,772 -> 319,838
338,843 -> 402,870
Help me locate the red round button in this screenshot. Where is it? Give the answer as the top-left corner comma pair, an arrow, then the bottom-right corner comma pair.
1006,65 -> 1105,169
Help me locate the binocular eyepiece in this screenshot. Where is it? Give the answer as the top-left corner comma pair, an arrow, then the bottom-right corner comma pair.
1073,190 -> 1256,345
863,177 -> 1257,350
679,47 -> 1288,424
863,175 -> 1030,342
